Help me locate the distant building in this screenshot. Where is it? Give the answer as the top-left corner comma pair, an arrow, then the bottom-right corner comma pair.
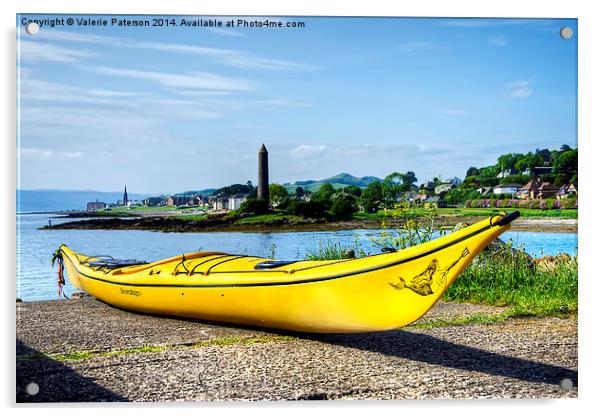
425,196 -> 446,208
445,177 -> 462,186
518,180 -> 540,199
518,179 -> 560,199
212,197 -> 228,211
123,185 -> 129,207
228,194 -> 247,211
145,196 -> 164,207
434,182 -> 453,195
420,181 -> 435,192
556,182 -> 578,199
167,195 -> 193,206
412,194 -> 428,204
496,169 -> 514,179
567,182 -> 578,196
535,182 -> 560,199
86,200 -> 107,211
492,184 -> 522,196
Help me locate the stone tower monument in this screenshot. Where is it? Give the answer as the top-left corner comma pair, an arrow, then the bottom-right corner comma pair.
257,144 -> 269,201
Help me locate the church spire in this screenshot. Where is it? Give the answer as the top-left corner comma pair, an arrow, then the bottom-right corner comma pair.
123,185 -> 129,206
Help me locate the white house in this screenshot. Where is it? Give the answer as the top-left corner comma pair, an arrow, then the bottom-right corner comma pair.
492,184 -> 522,195
446,177 -> 462,186
228,194 -> 247,211
497,169 -> 514,179
212,198 -> 228,211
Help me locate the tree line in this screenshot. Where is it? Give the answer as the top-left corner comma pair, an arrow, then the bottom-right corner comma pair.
445,145 -> 577,204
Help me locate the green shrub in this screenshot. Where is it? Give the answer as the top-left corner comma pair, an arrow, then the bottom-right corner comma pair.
329,194 -> 357,217
286,200 -> 329,218
238,198 -> 270,215
305,239 -> 356,260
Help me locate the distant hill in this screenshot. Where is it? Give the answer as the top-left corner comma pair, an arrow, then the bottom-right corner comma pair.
17,189 -> 151,212
284,173 -> 382,193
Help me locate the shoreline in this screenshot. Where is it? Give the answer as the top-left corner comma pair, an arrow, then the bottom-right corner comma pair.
42,215 -> 578,234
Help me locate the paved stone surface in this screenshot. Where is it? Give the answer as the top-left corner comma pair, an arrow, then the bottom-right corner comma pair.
16,298 -> 577,402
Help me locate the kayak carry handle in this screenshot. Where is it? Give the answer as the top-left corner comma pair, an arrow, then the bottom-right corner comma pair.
492,211 -> 520,227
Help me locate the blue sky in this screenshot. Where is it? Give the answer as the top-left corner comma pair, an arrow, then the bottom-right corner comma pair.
17,15 -> 577,194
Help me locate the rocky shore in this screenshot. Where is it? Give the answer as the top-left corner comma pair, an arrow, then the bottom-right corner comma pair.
16,298 -> 577,402
42,214 -> 577,233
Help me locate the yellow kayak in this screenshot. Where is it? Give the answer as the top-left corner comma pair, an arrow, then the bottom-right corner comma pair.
57,211 -> 519,333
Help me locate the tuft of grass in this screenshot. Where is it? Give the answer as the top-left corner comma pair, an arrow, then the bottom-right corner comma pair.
410,313 -> 510,329
194,334 -> 296,348
18,335 -> 297,362
51,345 -> 166,361
55,351 -> 94,360
305,239 -> 357,260
444,242 -> 578,317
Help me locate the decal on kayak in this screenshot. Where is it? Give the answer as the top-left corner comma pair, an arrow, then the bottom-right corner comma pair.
120,288 -> 142,297
388,247 -> 470,296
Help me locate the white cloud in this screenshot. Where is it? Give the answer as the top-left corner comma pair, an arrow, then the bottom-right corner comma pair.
396,41 -> 443,53
331,144 -> 373,157
20,147 -> 52,159
87,89 -> 138,97
81,65 -> 253,92
19,40 -> 93,63
38,30 -> 315,71
505,79 -> 534,99
290,145 -> 326,159
254,99 -> 312,108
221,55 -> 316,71
63,151 -> 83,159
19,77 -> 141,107
206,27 -> 247,37
488,36 -> 508,47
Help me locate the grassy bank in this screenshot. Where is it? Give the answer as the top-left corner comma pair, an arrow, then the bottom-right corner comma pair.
444,248 -> 577,317
437,207 -> 577,218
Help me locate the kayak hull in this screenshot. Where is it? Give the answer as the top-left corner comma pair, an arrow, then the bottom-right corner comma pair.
59,213 -> 516,333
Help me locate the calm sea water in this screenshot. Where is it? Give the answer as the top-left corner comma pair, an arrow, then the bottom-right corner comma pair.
16,213 -> 578,301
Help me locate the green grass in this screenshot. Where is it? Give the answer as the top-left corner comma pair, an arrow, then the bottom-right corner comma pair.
194,334 -> 296,347
305,239 -> 358,260
444,245 -> 578,317
354,207 -> 577,221
235,213 -> 303,225
410,313 -> 510,329
437,207 -> 577,218
172,214 -> 209,221
351,211 -> 389,221
18,335 -> 297,362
